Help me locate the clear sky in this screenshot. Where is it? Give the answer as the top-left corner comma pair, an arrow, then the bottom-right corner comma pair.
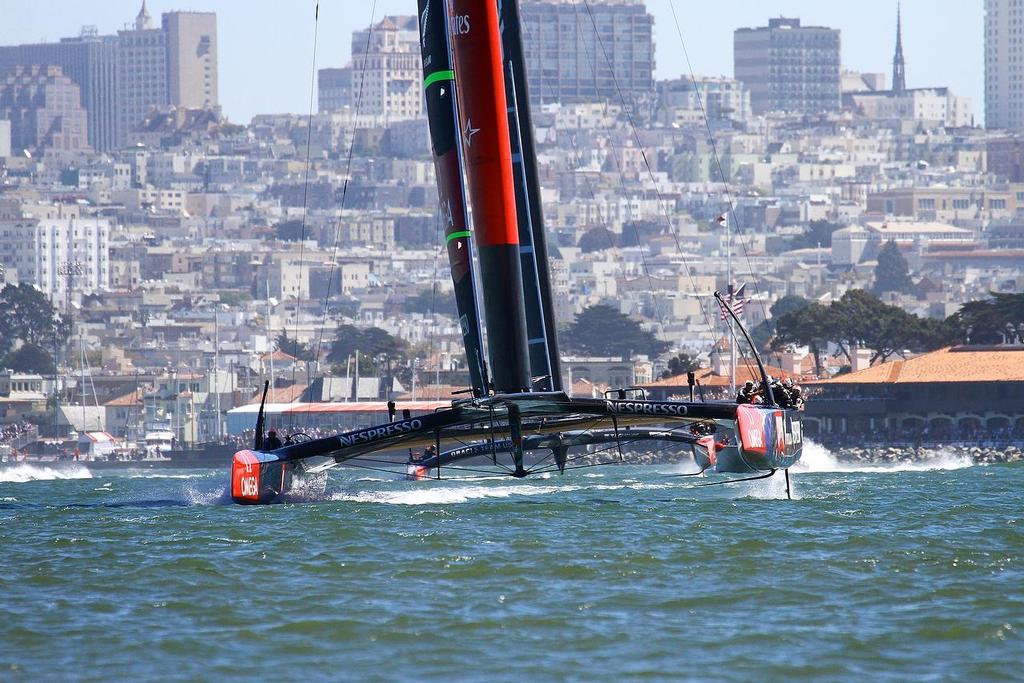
0,0 -> 984,124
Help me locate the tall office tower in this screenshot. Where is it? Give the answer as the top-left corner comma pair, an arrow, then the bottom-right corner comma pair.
163,11 -> 218,110
349,16 -> 422,119
0,29 -> 119,151
318,67 -> 353,113
985,0 -> 1024,130
117,2 -> 169,137
0,66 -> 89,152
519,0 -> 654,106
734,17 -> 841,115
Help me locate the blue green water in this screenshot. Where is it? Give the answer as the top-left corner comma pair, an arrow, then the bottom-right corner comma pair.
2,444 -> 1022,681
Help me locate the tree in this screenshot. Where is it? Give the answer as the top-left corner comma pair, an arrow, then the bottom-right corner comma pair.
750,295 -> 811,353
873,240 -> 914,295
1,343 -> 55,374
774,289 -> 958,373
577,227 -> 618,253
773,301 -> 833,375
276,219 -> 305,242
328,324 -> 409,364
661,352 -> 699,379
619,220 -> 661,248
950,292 -> 1024,344
404,287 -> 458,317
0,284 -> 69,355
562,304 -> 669,358
274,331 -> 316,362
790,220 -> 842,250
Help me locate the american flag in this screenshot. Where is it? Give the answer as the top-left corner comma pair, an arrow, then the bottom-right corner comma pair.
719,283 -> 747,320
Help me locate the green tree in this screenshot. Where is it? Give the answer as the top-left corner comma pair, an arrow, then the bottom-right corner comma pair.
577,227 -> 618,253
773,301 -> 833,375
1,343 -> 56,374
774,289 -> 958,372
661,352 -> 699,379
792,220 -> 843,250
563,304 -> 669,358
404,287 -> 458,317
274,331 -> 316,362
950,292 -> 1024,344
0,284 -> 69,354
328,324 -> 409,364
873,240 -> 914,295
276,219 -> 305,242
750,295 -> 811,352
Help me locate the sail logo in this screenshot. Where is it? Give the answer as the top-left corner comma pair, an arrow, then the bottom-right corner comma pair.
420,4 -> 429,48
337,419 -> 424,447
451,14 -> 471,36
604,401 -> 688,416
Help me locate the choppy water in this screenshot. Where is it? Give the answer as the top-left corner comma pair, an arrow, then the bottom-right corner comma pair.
2,443 -> 1022,681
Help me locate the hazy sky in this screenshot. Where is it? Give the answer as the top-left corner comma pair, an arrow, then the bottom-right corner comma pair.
0,0 -> 984,124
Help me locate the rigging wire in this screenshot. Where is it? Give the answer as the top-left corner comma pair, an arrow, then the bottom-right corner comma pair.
575,0 -> 724,366
665,0 -> 783,371
287,0 -> 322,417
305,0 -> 379,430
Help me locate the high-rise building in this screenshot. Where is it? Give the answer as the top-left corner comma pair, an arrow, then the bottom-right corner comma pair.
163,11 -> 218,110
985,0 -> 1024,130
0,65 -> 89,152
318,67 -> 353,113
0,2 -> 218,150
117,3 -> 169,139
734,17 -> 841,115
351,16 -> 422,119
0,30 -> 119,151
318,16 -> 420,118
519,0 -> 654,106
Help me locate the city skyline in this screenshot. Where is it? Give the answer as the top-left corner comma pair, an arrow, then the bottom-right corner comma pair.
0,0 -> 983,124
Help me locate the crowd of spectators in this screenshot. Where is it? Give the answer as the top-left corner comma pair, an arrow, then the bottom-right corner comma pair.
0,422 -> 37,445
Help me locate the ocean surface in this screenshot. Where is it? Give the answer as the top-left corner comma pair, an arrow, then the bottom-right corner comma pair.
2,443 -> 1021,682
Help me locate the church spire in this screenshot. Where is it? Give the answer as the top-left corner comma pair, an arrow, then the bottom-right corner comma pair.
135,0 -> 152,31
892,1 -> 906,93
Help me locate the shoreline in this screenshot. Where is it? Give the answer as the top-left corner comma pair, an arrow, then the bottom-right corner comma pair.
826,443 -> 1024,464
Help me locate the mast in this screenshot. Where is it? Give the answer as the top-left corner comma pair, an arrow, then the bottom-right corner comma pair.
499,0 -> 562,392
447,0 -> 532,393
418,0 -> 490,397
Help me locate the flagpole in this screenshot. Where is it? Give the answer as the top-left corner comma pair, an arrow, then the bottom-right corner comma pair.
726,214 -> 735,396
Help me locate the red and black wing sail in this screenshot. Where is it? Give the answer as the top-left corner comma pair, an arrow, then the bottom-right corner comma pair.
499,0 -> 563,392
447,0 -> 532,393
418,0 -> 490,396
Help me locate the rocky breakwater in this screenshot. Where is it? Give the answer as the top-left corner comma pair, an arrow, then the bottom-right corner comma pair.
832,444 -> 1024,465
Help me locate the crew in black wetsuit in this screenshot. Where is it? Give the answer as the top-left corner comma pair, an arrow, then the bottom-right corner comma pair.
736,381 -> 757,404
264,430 -> 283,450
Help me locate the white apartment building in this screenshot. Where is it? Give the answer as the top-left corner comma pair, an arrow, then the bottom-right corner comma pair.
848,88 -> 973,127
349,16 -> 422,120
986,0 -> 1024,130
0,203 -> 110,305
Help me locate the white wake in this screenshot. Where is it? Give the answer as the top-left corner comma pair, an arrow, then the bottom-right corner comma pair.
794,440 -> 975,473
0,463 -> 93,483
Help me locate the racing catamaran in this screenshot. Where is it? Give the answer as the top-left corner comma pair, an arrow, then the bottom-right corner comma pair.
229,0 -> 803,504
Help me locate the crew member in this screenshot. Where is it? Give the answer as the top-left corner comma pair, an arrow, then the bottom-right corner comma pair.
736,380 -> 756,404
264,429 -> 283,450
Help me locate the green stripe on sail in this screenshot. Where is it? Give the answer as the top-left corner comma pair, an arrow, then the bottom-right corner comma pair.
446,230 -> 471,243
424,70 -> 454,89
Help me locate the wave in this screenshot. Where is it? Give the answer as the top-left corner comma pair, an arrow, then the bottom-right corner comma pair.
0,463 -> 93,483
328,483 -> 583,506
795,440 -> 975,473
